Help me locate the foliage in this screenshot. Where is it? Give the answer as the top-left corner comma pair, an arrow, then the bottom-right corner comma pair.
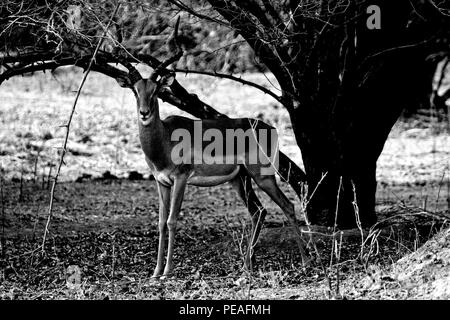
0,0 -> 259,73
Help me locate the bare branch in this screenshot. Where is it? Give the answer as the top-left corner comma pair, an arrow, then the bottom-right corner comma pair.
207,0 -> 296,91
151,16 -> 183,80
173,67 -> 282,103
167,0 -> 230,26
42,1 -> 121,250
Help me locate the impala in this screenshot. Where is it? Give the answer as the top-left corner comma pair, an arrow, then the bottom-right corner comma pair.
118,18 -> 308,279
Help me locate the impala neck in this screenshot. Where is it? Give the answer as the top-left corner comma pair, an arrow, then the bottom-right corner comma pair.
138,99 -> 166,162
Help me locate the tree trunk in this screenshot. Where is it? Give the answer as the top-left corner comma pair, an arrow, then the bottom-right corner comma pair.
290,52 -> 433,228
291,107 -> 390,228
290,103 -> 396,228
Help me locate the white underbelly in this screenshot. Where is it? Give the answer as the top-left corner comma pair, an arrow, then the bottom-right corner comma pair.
187,166 -> 240,187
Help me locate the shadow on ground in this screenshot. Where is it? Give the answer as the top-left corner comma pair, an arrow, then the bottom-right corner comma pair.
0,178 -> 448,299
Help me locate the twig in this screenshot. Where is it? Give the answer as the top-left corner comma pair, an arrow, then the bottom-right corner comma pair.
335,231 -> 343,298
33,154 -> 39,184
435,168 -> 446,212
46,165 -> 52,190
19,163 -> 24,202
298,183 -> 328,288
167,0 -> 229,26
41,167 -> 45,190
111,233 -> 116,300
173,68 -> 282,103
328,176 -> 342,296
447,161 -> 450,212
32,203 -> 40,241
41,2 -> 121,251
351,182 -> 365,260
305,172 -> 328,207
1,176 -> 6,280
329,177 -> 342,268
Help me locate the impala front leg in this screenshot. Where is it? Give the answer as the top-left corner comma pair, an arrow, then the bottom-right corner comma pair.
152,181 -> 171,278
161,175 -> 187,279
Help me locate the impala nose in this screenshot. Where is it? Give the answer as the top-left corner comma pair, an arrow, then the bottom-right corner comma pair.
140,109 -> 150,118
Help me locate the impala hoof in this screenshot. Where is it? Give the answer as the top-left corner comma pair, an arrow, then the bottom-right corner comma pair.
150,276 -> 161,282
160,273 -> 174,280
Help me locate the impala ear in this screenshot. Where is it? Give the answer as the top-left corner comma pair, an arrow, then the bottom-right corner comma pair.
115,76 -> 132,88
159,73 -> 175,88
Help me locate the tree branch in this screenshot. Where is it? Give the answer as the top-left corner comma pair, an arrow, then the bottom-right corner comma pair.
0,54 -> 131,86
167,0 -> 230,26
41,2 -> 121,250
173,67 -> 282,103
207,0 -> 295,93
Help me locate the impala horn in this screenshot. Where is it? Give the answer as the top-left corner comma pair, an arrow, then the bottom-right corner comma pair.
150,16 -> 182,81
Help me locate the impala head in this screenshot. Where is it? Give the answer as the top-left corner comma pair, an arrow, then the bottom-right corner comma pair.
114,17 -> 182,126
134,73 -> 175,126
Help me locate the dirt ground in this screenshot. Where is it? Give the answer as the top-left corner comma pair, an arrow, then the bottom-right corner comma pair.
0,71 -> 449,299
0,177 -> 448,299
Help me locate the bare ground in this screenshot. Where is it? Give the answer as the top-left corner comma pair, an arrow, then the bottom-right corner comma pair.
0,177 -> 448,299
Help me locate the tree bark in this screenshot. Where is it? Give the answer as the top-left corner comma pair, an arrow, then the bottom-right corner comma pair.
290,48 -> 435,228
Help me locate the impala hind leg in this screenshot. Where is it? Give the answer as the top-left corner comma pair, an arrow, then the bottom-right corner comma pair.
152,181 -> 171,278
251,174 -> 310,266
161,176 -> 187,279
230,172 -> 268,271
